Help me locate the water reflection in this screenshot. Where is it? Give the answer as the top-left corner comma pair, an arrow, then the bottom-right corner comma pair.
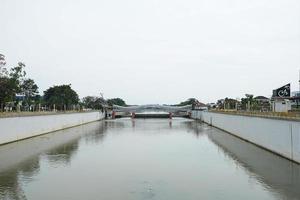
0,121 -> 106,200
206,127 -> 300,200
0,119 -> 299,200
182,120 -> 206,137
168,120 -> 172,128
0,156 -> 39,200
44,139 -> 79,166
104,120 -> 126,129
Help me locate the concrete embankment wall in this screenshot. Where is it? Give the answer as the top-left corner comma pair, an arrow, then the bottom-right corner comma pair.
0,111 -> 104,145
191,111 -> 300,164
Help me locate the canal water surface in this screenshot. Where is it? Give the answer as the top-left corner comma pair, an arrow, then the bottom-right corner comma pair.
0,118 -> 300,200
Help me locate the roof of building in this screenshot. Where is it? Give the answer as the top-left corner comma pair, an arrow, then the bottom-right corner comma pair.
254,96 -> 269,100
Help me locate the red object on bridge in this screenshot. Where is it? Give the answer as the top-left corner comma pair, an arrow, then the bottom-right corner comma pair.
112,111 -> 116,119
169,112 -> 173,119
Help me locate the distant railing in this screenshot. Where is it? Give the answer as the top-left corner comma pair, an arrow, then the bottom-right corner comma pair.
209,109 -> 300,121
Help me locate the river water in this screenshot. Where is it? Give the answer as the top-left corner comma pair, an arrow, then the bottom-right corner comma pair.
0,118 -> 299,200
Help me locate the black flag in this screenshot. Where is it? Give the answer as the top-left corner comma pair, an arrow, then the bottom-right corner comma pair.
273,83 -> 290,98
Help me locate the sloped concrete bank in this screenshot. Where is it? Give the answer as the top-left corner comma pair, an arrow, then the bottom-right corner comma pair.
191,111 -> 300,164
0,111 -> 104,145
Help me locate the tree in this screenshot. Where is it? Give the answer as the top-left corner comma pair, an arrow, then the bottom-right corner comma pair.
0,54 -> 11,110
0,54 -> 7,77
82,96 -> 103,110
223,98 -> 239,110
0,63 -> 26,111
44,84 -> 79,111
0,54 -> 6,65
21,78 -> 39,107
9,62 -> 26,93
107,98 -> 126,106
0,77 -> 17,111
83,96 -> 97,109
241,94 -> 257,111
0,59 -> 40,111
176,98 -> 198,106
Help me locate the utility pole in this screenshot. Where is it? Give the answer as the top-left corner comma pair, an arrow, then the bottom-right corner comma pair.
99,92 -> 107,115
236,97 -> 240,111
298,69 -> 300,93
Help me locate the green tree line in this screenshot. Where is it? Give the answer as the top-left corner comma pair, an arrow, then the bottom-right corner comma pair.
0,55 -> 126,112
0,61 -> 39,111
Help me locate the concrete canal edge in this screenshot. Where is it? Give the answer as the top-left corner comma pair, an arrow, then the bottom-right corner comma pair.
191,111 -> 300,164
0,111 -> 105,146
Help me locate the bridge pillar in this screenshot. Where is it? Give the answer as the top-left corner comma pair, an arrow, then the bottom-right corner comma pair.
169,112 -> 173,119
131,112 -> 135,119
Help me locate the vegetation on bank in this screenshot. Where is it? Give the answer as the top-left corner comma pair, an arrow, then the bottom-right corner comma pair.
213,94 -> 271,112
0,55 -> 207,112
82,97 -> 127,110
175,98 -> 198,106
0,55 -> 126,112
44,84 -> 79,110
0,62 -> 39,111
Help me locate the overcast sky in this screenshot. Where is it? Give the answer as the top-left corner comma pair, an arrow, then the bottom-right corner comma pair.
1,0 -> 300,104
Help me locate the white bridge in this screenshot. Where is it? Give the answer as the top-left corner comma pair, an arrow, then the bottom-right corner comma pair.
111,104 -> 193,118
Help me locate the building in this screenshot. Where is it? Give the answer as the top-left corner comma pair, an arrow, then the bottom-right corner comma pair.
254,96 -> 271,111
272,98 -> 292,112
292,91 -> 300,97
290,91 -> 300,111
271,83 -> 293,112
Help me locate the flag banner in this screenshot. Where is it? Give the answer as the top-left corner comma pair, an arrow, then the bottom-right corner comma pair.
272,83 -> 290,98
